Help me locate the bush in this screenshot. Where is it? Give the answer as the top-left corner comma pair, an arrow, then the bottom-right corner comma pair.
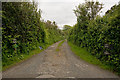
68,2 -> 120,73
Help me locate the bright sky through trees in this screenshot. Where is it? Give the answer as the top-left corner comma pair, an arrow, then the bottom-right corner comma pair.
36,0 -> 120,29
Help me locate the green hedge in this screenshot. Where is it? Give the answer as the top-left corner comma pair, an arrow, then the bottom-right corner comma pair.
68,3 -> 120,73
2,2 -> 63,67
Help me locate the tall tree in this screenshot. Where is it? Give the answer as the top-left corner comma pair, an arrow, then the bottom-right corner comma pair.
74,0 -> 103,21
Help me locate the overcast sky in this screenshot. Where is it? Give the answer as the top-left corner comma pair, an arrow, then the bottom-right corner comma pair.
35,0 -> 120,29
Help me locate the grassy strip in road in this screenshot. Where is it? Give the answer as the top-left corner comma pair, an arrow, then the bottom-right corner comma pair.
68,42 -> 117,73
56,40 -> 65,51
3,44 -> 50,71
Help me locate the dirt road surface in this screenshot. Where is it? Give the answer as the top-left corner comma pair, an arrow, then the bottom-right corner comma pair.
2,41 -> 119,78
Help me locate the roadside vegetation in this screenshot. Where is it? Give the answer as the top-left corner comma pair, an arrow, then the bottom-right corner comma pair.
56,40 -> 65,51
3,47 -> 43,71
68,42 -> 117,74
2,0 -> 120,76
2,2 -> 64,70
68,0 -> 120,75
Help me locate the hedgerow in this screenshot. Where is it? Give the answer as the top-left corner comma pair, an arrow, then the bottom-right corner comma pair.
68,1 -> 120,73
2,2 -> 63,67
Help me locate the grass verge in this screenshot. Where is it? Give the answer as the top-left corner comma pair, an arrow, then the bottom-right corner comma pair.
56,40 -> 65,51
68,41 -> 119,75
2,44 -> 50,71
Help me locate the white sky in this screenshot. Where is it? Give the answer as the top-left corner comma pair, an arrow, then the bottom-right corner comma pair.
35,0 -> 120,29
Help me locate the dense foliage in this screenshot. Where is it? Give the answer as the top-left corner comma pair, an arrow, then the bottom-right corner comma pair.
68,1 -> 120,73
62,25 -> 72,39
43,20 -> 64,44
2,2 -> 63,67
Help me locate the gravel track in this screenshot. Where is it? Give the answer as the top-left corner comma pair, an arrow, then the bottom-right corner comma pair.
2,41 -> 119,78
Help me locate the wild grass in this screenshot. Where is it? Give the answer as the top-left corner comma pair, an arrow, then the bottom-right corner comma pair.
56,40 -> 65,51
3,44 -> 50,71
68,42 -> 119,75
